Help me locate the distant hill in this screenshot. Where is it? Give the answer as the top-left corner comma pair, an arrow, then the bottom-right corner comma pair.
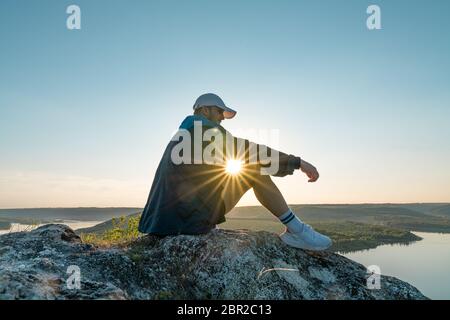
226,204 -> 450,233
4,203 -> 450,236
428,204 -> 450,218
227,203 -> 440,220
0,208 -> 143,224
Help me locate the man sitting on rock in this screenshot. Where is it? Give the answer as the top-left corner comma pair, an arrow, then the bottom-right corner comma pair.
138,93 -> 332,251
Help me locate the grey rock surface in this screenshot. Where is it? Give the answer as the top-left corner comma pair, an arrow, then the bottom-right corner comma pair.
0,224 -> 428,300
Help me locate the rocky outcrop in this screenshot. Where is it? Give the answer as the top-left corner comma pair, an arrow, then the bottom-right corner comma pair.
0,224 -> 428,300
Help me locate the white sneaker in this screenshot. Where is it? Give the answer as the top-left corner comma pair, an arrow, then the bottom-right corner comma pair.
279,224 -> 332,251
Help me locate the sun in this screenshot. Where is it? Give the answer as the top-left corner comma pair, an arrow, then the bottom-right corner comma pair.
225,159 -> 243,175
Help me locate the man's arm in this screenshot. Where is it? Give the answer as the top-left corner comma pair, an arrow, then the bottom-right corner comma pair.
182,123 -> 319,181
230,135 -> 319,181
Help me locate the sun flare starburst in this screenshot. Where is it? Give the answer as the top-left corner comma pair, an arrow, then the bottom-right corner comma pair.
225,159 -> 243,175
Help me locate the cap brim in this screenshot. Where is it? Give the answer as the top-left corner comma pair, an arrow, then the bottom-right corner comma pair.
194,103 -> 237,119
222,106 -> 237,119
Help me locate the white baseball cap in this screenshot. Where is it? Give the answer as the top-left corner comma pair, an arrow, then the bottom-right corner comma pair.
193,93 -> 237,119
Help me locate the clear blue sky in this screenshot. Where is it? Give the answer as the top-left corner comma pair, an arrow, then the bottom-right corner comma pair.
1,0 -> 449,208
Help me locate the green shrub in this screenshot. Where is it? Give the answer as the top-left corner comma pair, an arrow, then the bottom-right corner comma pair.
81,214 -> 142,246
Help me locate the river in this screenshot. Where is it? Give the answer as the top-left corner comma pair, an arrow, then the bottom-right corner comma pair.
342,232 -> 450,300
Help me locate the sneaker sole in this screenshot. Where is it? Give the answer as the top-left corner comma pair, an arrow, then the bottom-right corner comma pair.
279,231 -> 331,251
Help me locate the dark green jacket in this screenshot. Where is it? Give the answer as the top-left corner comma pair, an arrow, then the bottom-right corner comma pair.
138,115 -> 301,235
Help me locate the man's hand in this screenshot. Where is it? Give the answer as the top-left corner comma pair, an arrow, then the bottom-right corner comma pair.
300,160 -> 319,182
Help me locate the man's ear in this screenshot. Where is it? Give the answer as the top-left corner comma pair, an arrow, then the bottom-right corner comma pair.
201,107 -> 210,117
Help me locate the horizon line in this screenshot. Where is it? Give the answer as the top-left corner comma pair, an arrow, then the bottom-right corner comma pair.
1,202 -> 449,210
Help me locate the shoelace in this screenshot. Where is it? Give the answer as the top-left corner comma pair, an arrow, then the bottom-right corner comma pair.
301,223 -> 319,241
302,223 -> 312,233
286,223 -> 314,236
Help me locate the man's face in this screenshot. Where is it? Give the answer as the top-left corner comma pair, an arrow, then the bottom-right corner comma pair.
203,106 -> 225,124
